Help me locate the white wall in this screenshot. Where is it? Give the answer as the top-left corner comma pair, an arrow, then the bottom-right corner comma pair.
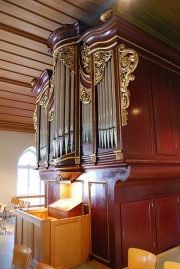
0,130 -> 35,206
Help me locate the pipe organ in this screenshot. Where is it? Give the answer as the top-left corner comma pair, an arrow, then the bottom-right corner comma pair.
32,11 -> 180,269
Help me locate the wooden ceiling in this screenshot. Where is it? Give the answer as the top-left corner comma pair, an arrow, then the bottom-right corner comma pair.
0,0 -> 179,133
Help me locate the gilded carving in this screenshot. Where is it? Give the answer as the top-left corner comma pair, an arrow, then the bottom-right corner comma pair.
33,105 -> 38,131
89,154 -> 96,163
81,43 -> 91,75
40,89 -> 48,110
33,105 -> 38,149
57,46 -> 75,72
48,62 -> 56,107
114,149 -> 123,160
119,44 -> 139,126
80,84 -> 91,104
56,171 -> 82,182
94,50 -> 112,85
49,107 -> 54,121
100,9 -> 114,22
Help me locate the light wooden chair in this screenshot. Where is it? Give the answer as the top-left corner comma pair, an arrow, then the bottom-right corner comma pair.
18,199 -> 25,209
36,263 -> 55,269
164,261 -> 180,269
23,201 -> 30,209
128,248 -> 157,269
12,244 -> 31,269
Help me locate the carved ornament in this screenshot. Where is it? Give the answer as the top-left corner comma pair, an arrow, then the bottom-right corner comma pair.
57,45 -> 75,72
49,107 -> 54,121
81,43 -> 91,75
89,154 -> 96,163
33,105 -> 38,131
39,89 -> 48,111
94,50 -> 112,85
119,44 -> 139,126
48,64 -> 55,107
56,171 -> 82,182
33,105 -> 38,148
114,149 -> 123,160
80,84 -> 91,104
100,9 -> 114,22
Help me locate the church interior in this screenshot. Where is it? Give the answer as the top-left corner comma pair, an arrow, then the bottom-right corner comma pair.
0,1 -> 180,269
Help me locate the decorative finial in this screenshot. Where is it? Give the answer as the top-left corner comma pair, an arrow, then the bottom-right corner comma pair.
31,78 -> 37,87
100,9 -> 114,22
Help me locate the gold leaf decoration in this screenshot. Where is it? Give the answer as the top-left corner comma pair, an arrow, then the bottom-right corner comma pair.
49,107 -> 54,121
119,44 -> 139,126
40,89 -> 48,111
81,43 -> 91,75
58,46 -> 75,72
80,84 -> 91,104
94,50 -> 112,85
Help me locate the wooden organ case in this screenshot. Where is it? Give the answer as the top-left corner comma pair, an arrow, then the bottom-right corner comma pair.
32,11 -> 180,269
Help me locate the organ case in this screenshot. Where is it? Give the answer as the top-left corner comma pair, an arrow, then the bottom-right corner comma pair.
31,11 -> 180,269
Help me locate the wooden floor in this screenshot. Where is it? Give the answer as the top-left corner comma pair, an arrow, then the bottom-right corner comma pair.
0,219 -> 110,269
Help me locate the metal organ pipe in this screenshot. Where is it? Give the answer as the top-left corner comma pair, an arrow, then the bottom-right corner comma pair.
70,72 -> 75,152
65,65 -> 70,155
97,58 -> 116,149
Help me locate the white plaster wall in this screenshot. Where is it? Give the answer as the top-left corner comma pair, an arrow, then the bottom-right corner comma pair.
0,130 -> 35,206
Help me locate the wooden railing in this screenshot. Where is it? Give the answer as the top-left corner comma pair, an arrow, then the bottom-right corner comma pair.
12,195 -> 45,209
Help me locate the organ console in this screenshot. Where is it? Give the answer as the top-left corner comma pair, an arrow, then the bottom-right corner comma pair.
31,11 -> 180,269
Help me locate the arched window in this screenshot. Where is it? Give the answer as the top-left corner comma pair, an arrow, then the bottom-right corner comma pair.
17,146 -> 44,206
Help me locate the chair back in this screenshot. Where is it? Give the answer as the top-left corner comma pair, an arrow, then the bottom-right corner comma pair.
36,263 -> 55,269
128,248 -> 157,269
13,244 -> 31,269
18,200 -> 24,209
164,261 -> 180,269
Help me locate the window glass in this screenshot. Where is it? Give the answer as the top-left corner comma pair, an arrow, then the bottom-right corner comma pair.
17,146 -> 44,206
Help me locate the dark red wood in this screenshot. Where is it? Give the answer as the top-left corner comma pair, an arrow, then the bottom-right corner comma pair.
47,22 -> 80,53
31,69 -> 52,97
155,196 -> 180,251
80,16 -> 179,72
123,59 -> 155,160
151,65 -> 177,157
89,181 -> 109,262
121,199 -> 154,264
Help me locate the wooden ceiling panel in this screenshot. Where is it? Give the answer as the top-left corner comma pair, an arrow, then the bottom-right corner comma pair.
0,51 -> 52,71
0,106 -> 34,118
0,61 -> 42,78
1,1 -> 61,29
0,13 -> 51,39
0,40 -> 52,65
0,69 -> 37,84
0,90 -> 36,104
37,0 -> 89,24
6,0 -> 75,25
0,30 -> 49,53
0,113 -> 34,124
0,98 -> 35,111
0,82 -> 34,97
